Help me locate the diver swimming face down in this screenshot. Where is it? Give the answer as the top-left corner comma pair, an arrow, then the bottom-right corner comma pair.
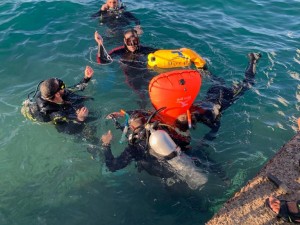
124,29 -> 139,53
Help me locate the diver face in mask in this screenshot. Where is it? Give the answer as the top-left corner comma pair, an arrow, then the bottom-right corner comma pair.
105,0 -> 119,10
129,117 -> 144,133
127,116 -> 147,145
124,29 -> 140,53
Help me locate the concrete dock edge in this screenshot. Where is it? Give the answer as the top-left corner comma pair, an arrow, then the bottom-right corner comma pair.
206,132 -> 300,225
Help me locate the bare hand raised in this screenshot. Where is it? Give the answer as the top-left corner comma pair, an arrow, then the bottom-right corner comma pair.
106,112 -> 123,119
94,31 -> 103,46
84,66 -> 94,79
76,107 -> 89,122
101,130 -> 113,145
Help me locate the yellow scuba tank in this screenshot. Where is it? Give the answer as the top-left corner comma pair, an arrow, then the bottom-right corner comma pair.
147,48 -> 206,69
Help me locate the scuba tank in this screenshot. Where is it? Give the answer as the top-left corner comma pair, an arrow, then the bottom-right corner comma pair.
147,124 -> 208,190
21,81 -> 44,122
148,129 -> 180,159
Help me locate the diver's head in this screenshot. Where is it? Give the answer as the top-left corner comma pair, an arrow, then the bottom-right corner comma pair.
129,113 -> 146,133
124,29 -> 140,52
40,78 -> 65,101
106,0 -> 119,10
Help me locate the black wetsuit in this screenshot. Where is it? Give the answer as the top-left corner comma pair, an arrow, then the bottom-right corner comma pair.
190,56 -> 259,140
101,126 -> 225,183
92,6 -> 140,38
30,77 -> 94,135
102,139 -> 174,178
97,45 -> 158,108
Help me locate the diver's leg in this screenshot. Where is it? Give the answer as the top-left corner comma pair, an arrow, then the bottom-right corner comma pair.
227,52 -> 262,106
244,52 -> 261,85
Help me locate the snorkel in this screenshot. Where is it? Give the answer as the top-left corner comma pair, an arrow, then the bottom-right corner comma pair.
119,109 -> 130,143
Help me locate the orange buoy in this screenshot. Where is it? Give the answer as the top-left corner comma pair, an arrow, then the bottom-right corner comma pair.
149,70 -> 202,125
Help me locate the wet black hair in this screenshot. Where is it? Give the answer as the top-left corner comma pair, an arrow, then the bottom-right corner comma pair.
123,28 -> 138,37
129,112 -> 147,125
40,78 -> 59,100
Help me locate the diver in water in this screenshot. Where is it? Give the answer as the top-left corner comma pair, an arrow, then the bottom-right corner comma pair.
94,29 -> 156,66
21,66 -> 96,136
174,52 -> 262,141
100,112 -> 208,190
106,52 -> 262,147
91,0 -> 142,38
95,29 -> 158,108
94,29 -> 208,108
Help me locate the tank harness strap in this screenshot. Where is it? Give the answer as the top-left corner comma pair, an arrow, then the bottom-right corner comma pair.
164,151 -> 178,160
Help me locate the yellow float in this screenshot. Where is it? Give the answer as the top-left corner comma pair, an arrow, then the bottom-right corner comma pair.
147,48 -> 206,69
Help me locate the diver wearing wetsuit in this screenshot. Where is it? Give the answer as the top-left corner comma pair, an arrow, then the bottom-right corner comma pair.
95,29 -> 156,65
92,0 -> 141,36
95,29 -> 158,108
21,66 -> 95,135
175,52 -> 262,140
101,116 -> 208,190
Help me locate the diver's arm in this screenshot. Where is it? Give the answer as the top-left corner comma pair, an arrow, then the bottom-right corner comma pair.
190,103 -> 221,129
49,110 -> 82,124
102,144 -> 135,172
96,44 -> 114,64
49,101 -> 88,123
101,130 -> 135,172
67,66 -> 94,92
50,108 -> 89,135
96,45 -> 126,64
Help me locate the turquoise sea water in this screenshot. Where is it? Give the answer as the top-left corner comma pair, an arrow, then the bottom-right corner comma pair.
0,0 -> 300,224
